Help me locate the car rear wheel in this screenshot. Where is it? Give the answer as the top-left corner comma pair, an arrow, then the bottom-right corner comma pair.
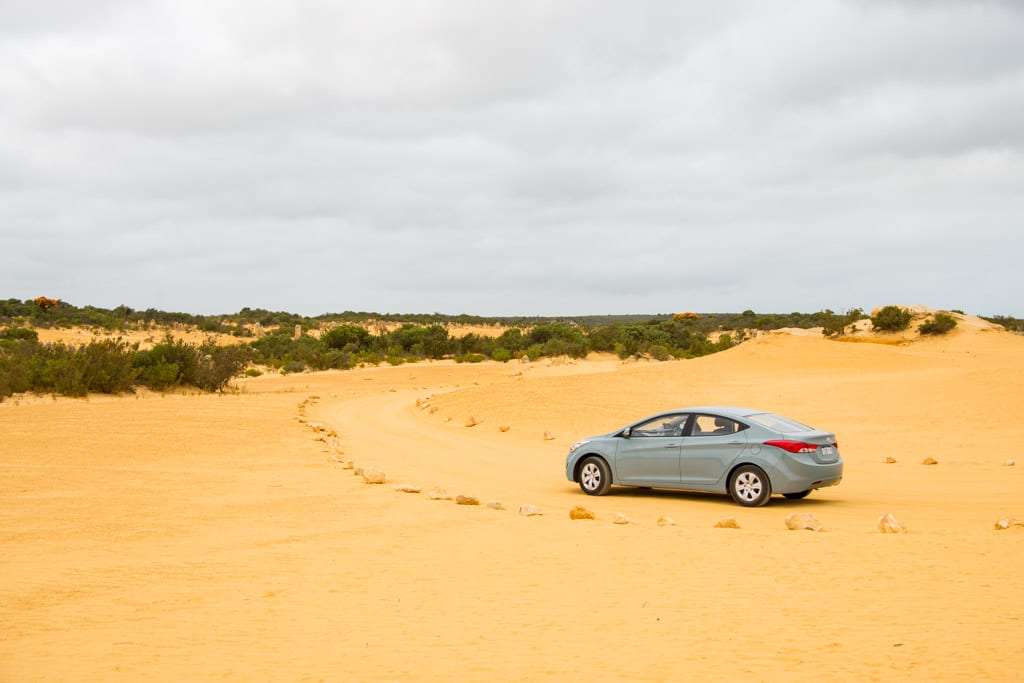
783,490 -> 811,500
578,457 -> 612,496
729,465 -> 771,507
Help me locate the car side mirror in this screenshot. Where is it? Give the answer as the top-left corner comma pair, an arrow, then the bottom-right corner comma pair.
621,427 -> 631,438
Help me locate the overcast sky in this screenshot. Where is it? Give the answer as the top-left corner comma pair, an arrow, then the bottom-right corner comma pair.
2,1 -> 1022,317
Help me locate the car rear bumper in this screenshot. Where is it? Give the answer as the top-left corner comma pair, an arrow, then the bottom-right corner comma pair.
769,457 -> 843,494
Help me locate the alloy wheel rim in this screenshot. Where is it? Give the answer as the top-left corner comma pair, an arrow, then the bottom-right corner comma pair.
735,472 -> 762,501
581,463 -> 601,490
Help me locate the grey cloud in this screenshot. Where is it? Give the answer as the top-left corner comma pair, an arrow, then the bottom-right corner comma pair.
1,1 -> 1021,316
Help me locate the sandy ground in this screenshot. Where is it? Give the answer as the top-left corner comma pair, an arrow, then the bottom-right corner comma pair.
2,310 -> 1023,682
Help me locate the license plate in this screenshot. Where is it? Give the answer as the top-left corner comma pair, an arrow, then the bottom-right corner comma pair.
820,446 -> 835,457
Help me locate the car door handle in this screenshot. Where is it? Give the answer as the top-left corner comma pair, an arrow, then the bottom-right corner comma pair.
664,443 -> 679,448
728,440 -> 743,445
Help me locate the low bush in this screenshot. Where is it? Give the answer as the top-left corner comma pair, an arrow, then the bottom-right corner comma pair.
820,308 -> 865,337
919,314 -> 958,335
871,306 -> 912,332
281,361 -> 306,374
0,327 -> 39,342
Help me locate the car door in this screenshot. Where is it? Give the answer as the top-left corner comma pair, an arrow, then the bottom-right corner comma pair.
680,414 -> 748,485
614,413 -> 687,486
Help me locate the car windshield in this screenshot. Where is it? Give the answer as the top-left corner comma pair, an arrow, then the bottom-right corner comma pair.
746,412 -> 812,432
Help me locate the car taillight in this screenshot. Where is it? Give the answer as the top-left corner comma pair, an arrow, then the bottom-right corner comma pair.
765,440 -> 818,454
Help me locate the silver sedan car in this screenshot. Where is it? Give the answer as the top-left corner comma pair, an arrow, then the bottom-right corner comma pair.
565,406 -> 843,507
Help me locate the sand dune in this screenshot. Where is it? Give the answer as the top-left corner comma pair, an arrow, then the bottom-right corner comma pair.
2,309 -> 1022,681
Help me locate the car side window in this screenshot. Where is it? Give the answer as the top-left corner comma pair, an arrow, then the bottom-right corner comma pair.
692,414 -> 740,436
631,414 -> 688,437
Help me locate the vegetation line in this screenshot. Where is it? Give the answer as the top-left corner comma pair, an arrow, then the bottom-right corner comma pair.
1,299 -> 1010,402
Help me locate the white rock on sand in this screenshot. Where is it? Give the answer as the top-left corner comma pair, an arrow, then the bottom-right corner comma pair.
784,513 -> 823,532
878,512 -> 907,533
360,469 -> 386,484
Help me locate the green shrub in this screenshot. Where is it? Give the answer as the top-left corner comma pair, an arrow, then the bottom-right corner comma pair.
819,310 -> 844,338
455,352 -> 487,363
647,344 -> 673,361
192,343 -> 251,391
244,368 -> 262,377
919,314 -> 957,335
40,356 -> 86,396
494,328 -> 526,354
139,362 -> 180,390
79,339 -> 139,393
820,308 -> 865,337
491,347 -> 512,363
871,306 -> 912,332
322,324 -> 372,351
281,361 -> 306,374
321,350 -> 356,370
355,350 -> 382,366
0,327 -> 38,342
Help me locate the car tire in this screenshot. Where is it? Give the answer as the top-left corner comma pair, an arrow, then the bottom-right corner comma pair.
729,464 -> 771,507
578,456 -> 612,496
783,490 -> 811,500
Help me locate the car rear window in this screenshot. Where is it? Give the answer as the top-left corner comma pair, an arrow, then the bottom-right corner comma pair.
746,413 -> 812,432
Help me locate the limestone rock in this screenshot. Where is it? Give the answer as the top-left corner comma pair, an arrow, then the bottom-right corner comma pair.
656,515 -> 676,527
456,495 -> 480,506
427,488 -> 452,500
543,431 -> 556,441
785,513 -> 823,532
994,518 -> 1024,530
464,416 -> 480,428
884,456 -> 897,464
353,467 -> 364,477
612,512 -> 631,525
1003,459 -> 1016,466
922,456 -> 939,465
394,485 -> 421,493
519,504 -> 543,516
361,469 -> 386,485
499,425 -> 511,432
877,512 -> 906,533
714,517 -> 740,529
569,506 -> 595,520
486,501 -> 506,511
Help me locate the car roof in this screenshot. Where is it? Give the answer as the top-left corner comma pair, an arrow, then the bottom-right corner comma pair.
664,406 -> 765,418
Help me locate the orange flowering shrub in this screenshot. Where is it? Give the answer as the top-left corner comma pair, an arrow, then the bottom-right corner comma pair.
33,296 -> 58,311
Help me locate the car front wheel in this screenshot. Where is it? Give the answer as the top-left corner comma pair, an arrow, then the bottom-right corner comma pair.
729,465 -> 771,507
578,457 -> 612,496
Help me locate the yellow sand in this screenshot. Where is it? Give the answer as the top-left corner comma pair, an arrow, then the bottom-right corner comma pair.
2,310 -> 1022,681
